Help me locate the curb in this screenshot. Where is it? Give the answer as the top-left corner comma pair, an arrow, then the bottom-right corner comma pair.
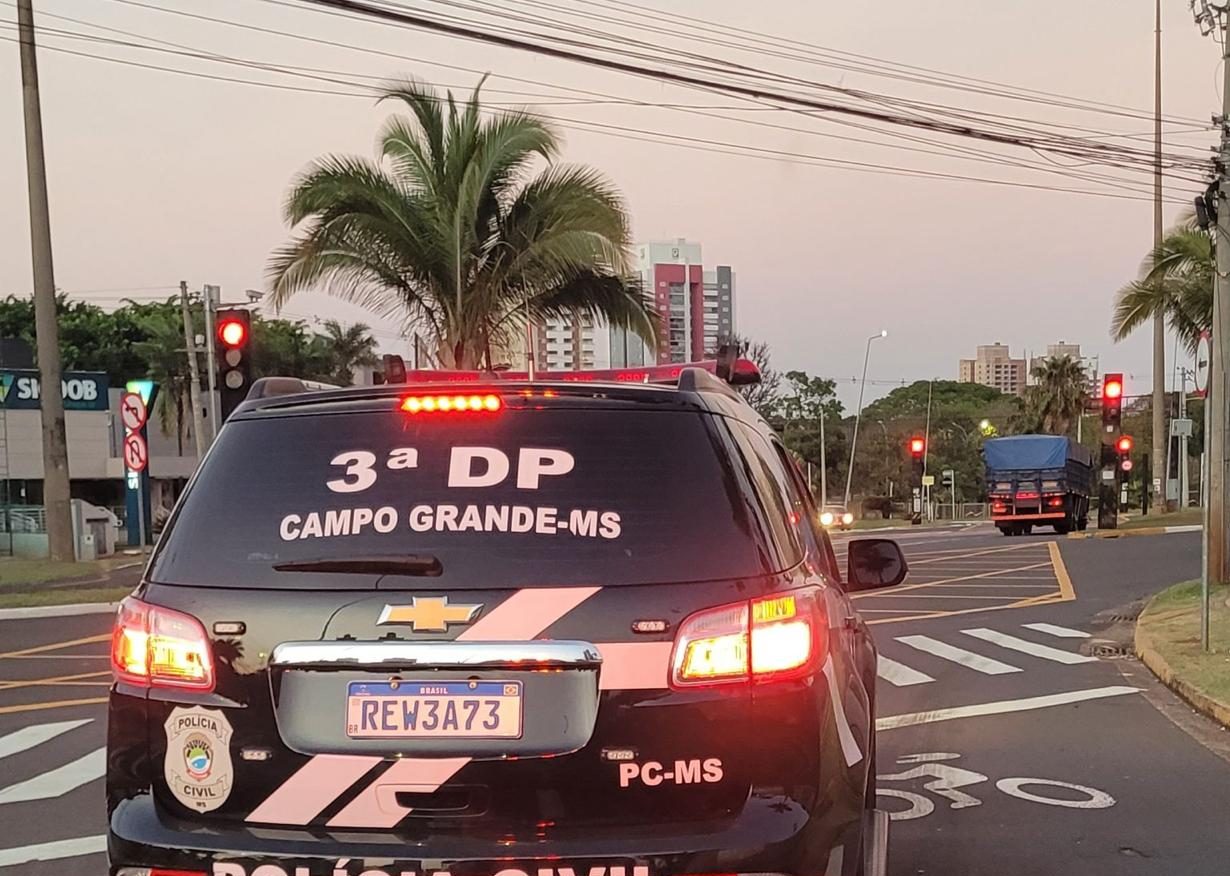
1135,602 -> 1230,730
1067,524 -> 1202,540
0,602 -> 119,621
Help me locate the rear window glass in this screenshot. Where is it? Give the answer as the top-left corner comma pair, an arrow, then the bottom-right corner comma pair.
150,406 -> 776,588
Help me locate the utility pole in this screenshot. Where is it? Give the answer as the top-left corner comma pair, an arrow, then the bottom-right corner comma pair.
818,407 -> 827,507
1151,0 -> 1168,515
17,0 -> 73,561
180,281 -> 207,461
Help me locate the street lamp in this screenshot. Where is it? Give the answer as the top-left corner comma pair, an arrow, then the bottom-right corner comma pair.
844,329 -> 888,508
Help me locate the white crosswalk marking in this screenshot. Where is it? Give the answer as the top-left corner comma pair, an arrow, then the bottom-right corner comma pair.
0,747 -> 105,805
0,719 -> 90,761
894,635 -> 1022,675
962,628 -> 1098,665
0,835 -> 106,867
877,655 -> 935,687
1022,622 -> 1090,639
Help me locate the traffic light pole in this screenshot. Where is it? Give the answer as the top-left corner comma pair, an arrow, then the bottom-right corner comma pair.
180,280 -> 207,462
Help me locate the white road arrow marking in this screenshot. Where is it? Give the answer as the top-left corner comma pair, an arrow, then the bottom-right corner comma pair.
895,635 -> 1022,675
962,628 -> 1097,664
0,719 -> 90,761
876,655 -> 934,687
0,835 -> 106,867
0,747 -> 105,805
1022,622 -> 1090,639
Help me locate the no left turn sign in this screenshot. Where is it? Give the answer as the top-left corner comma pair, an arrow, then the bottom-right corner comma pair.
124,432 -> 148,473
120,391 -> 148,432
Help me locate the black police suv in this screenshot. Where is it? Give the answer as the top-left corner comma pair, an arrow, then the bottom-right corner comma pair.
107,364 -> 906,876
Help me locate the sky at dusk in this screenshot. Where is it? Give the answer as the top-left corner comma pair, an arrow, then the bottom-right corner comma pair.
0,0 -> 1219,408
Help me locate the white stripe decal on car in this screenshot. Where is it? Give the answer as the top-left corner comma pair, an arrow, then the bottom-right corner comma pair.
245,755 -> 379,825
327,756 -> 471,828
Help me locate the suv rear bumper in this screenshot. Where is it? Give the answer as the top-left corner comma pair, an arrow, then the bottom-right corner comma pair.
108,793 -> 862,876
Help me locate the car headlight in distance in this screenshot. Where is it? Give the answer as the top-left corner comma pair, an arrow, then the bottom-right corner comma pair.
842,512 -> 854,525
819,511 -> 834,526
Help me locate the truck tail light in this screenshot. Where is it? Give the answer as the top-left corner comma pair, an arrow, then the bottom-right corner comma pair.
112,597 -> 215,692
671,592 -> 825,688
1046,496 -> 1065,508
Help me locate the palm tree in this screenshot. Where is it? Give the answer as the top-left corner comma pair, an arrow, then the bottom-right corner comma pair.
1023,355 -> 1088,436
318,320 -> 380,385
267,78 -> 658,368
130,304 -> 192,453
1112,212 -> 1212,350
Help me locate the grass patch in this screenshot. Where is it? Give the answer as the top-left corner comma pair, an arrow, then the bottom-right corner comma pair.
1139,579 -> 1230,707
0,584 -> 131,609
0,559 -> 104,586
1119,508 -> 1204,530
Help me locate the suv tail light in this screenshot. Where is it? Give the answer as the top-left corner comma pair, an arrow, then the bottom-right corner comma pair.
670,591 -> 825,688
111,597 -> 215,692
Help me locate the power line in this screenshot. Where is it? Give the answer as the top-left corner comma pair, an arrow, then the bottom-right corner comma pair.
282,0 -> 1210,176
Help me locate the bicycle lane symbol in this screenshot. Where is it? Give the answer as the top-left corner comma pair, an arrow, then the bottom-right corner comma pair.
876,752 -> 1115,821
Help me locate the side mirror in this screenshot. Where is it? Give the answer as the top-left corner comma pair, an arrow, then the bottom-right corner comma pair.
847,538 -> 908,592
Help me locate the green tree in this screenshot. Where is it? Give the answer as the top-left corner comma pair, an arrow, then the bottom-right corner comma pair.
1112,213 -> 1211,350
251,317 -> 332,382
775,370 -> 845,500
722,333 -> 780,420
317,320 -> 380,385
267,78 -> 658,368
1021,355 -> 1088,436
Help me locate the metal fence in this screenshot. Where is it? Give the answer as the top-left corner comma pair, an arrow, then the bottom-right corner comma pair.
0,504 -> 48,533
931,502 -> 989,521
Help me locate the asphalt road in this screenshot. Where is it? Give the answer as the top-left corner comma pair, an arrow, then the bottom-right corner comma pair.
0,524 -> 1223,875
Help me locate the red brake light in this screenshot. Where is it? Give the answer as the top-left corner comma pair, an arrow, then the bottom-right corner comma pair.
112,597 -> 215,692
401,394 -> 502,414
670,592 -> 825,688
218,319 -> 246,347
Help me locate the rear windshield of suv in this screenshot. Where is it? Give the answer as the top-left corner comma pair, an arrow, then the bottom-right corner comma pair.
150,406 -> 777,588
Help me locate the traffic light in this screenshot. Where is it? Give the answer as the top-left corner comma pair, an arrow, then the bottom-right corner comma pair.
1101,373 -> 1123,432
216,308 -> 252,422
909,437 -> 926,458
1117,435 -> 1134,472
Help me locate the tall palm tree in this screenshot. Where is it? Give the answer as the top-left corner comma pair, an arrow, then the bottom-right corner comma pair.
267,78 -> 658,368
318,320 -> 380,385
1112,212 -> 1212,350
1023,355 -> 1088,436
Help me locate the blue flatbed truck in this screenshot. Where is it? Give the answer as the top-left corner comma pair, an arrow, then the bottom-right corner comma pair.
983,435 -> 1095,535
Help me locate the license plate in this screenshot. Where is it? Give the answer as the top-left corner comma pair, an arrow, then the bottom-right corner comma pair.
345,680 -> 523,739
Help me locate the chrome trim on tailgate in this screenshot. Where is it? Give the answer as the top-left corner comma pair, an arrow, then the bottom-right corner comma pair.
270,639 -> 603,669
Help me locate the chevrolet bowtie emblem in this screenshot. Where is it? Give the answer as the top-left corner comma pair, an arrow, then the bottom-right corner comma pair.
377,597 -> 483,632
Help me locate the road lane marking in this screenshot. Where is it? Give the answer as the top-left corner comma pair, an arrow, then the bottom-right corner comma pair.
1047,541 -> 1076,601
0,634 -> 110,660
877,656 -> 934,687
895,635 -> 1022,674
961,628 -> 1098,664
0,747 -> 105,804
0,697 -> 108,716
854,562 -> 1054,599
0,718 -> 89,757
0,671 -> 110,691
0,719 -> 90,760
877,685 -> 1142,730
0,835 -> 106,867
1022,622 -> 1090,639
908,544 -> 1047,566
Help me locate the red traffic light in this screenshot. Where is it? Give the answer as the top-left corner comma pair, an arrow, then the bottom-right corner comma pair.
1116,435 -> 1133,454
218,319 -> 247,347
909,437 -> 926,457
1103,376 -> 1123,401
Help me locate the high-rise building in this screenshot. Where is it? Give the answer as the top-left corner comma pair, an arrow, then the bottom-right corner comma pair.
1027,341 -> 1099,393
958,343 -> 1028,396
610,239 -> 736,367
